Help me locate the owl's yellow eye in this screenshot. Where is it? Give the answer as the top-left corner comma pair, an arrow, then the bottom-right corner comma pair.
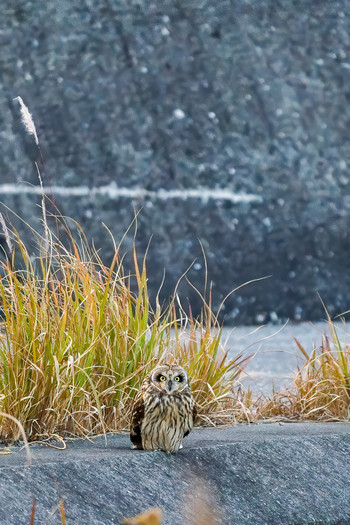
174,376 -> 181,382
159,375 -> 166,382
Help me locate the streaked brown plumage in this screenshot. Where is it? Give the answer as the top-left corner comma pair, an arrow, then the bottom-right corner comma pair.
130,364 -> 197,453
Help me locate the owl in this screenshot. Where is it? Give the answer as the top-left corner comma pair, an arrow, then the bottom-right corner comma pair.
130,363 -> 197,453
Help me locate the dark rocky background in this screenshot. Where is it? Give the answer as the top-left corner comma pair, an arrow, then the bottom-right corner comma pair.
1,0 -> 350,324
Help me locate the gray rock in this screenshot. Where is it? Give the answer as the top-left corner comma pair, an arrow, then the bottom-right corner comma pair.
1,424 -> 350,524
1,1 -> 350,322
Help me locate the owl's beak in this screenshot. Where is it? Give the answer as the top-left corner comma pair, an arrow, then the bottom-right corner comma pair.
167,380 -> 173,393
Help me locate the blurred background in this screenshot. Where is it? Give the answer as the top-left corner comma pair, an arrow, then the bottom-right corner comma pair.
1,0 -> 350,325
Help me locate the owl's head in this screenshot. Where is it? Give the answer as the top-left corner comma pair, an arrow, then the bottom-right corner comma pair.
150,364 -> 189,395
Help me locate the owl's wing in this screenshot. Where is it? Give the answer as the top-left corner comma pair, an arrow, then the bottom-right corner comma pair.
130,391 -> 145,449
192,403 -> 197,424
184,403 -> 197,438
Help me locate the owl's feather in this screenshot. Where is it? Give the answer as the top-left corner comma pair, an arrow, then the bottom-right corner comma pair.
130,364 -> 197,453
184,404 -> 197,437
130,390 -> 145,450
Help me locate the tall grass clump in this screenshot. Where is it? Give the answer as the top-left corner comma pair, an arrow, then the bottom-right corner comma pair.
0,213 -> 250,441
0,96 -> 252,441
259,317 -> 350,421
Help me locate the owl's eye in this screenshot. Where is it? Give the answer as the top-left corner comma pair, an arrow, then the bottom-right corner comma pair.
173,376 -> 181,382
159,375 -> 166,382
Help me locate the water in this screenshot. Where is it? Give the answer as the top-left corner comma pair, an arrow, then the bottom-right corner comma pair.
223,321 -> 350,394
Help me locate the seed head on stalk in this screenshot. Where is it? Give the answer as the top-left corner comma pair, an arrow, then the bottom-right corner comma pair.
13,96 -> 39,146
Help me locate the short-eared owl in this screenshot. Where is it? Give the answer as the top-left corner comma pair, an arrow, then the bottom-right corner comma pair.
130,363 -> 197,453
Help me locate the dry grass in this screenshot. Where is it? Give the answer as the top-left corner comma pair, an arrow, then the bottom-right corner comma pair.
0,214 -> 251,441
259,318 -> 350,422
3,210 -> 348,442
1,215 -> 349,442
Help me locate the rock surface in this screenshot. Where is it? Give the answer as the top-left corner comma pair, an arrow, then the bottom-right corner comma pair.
1,2 -> 350,322
1,424 -> 350,524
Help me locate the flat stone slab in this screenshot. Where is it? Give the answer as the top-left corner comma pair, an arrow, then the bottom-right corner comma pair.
1,423 -> 350,524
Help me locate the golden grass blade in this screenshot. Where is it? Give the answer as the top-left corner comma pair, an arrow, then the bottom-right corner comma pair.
0,411 -> 32,464
59,500 -> 66,525
30,499 -> 36,525
122,507 -> 163,525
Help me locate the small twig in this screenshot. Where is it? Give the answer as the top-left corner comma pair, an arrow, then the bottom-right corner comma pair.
30,433 -> 67,450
